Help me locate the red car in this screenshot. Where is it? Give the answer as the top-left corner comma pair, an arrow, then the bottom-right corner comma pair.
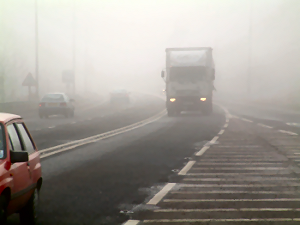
0,113 -> 42,224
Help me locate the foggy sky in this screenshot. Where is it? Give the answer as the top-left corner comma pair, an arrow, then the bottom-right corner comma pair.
1,0 -> 299,101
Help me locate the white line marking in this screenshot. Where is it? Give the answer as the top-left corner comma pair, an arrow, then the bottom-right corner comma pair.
278,130 -> 298,135
143,218 -> 300,223
183,177 -> 298,181
241,118 -> 253,123
195,162 -> 283,166
195,146 -> 210,156
178,161 -> 196,175
164,198 -> 300,202
198,159 -> 286,162
48,126 -> 55,129
180,183 -> 300,187
223,123 -> 228,128
122,220 -> 140,225
186,172 -> 291,176
40,110 -> 166,158
192,167 -> 286,170
210,136 -> 219,144
226,118 -> 229,123
154,208 -> 300,212
213,145 -> 261,148
257,123 -> 273,129
218,129 -> 225,135
147,183 -> 176,205
171,191 -> 300,194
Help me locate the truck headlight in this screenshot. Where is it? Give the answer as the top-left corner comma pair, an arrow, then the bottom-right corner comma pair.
200,98 -> 206,101
170,98 -> 176,102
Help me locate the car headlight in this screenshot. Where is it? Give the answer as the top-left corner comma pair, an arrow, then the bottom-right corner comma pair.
170,98 -> 176,102
200,98 -> 206,101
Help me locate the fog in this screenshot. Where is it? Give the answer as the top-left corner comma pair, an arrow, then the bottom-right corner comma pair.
0,0 -> 299,103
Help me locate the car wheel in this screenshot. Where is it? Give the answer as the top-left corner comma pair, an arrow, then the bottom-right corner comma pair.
0,195 -> 7,225
19,189 -> 39,225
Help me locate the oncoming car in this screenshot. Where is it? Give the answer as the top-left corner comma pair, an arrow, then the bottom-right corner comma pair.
0,113 -> 42,224
110,89 -> 130,104
39,93 -> 75,118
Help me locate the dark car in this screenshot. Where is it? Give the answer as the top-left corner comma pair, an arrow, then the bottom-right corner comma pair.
38,93 -> 75,118
110,89 -> 130,104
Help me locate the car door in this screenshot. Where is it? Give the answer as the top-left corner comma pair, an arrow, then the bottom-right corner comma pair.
16,122 -> 40,187
6,122 -> 31,207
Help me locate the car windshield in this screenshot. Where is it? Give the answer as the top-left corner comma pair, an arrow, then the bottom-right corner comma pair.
0,124 -> 5,159
169,66 -> 206,82
42,94 -> 64,102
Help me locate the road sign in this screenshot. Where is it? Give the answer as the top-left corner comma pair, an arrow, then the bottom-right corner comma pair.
22,73 -> 37,86
62,70 -> 74,84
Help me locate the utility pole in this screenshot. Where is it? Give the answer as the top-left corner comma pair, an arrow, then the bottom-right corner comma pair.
247,0 -> 253,96
35,0 -> 39,100
72,0 -> 76,96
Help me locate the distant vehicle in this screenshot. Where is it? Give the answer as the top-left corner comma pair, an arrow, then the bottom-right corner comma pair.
38,93 -> 75,118
0,113 -> 42,224
161,47 -> 215,116
110,89 -> 130,104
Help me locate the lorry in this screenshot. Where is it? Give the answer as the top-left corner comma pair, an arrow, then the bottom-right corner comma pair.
161,47 -> 215,116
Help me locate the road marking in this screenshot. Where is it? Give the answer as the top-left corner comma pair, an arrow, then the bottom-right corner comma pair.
192,167 -> 286,170
143,218 -> 300,223
287,122 -> 300,127
178,161 -> 196,175
195,146 -> 210,156
164,198 -> 300,202
171,191 -> 300,194
122,220 -> 140,225
40,110 -> 166,159
195,162 -> 283,165
218,129 -> 225,135
198,159 -> 286,162
223,123 -> 228,128
186,172 -> 291,176
180,183 -> 300,187
278,130 -> 298,136
210,136 -> 219,144
212,145 -> 261,148
241,118 -> 253,123
183,177 -> 298,181
154,208 -> 300,212
257,123 -> 273,129
147,183 -> 176,205
48,126 -> 55,129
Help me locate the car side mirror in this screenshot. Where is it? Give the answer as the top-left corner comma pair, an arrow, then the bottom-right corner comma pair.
161,71 -> 165,78
10,151 -> 29,164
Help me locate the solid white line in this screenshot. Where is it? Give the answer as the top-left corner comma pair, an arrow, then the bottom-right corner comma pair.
143,218 -> 300,223
186,172 -> 291,176
164,198 -> 300,202
218,129 -> 225,135
241,118 -> 253,123
147,183 -> 176,205
122,220 -> 140,225
183,177 -> 298,181
210,136 -> 219,144
195,146 -> 210,156
278,130 -> 298,136
257,123 -> 273,129
180,183 -> 300,187
154,208 -> 300,212
192,167 -> 286,170
178,161 -> 196,175
171,191 -> 300,194
223,123 -> 228,128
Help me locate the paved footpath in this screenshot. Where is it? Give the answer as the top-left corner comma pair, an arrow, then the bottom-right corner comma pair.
126,112 -> 300,225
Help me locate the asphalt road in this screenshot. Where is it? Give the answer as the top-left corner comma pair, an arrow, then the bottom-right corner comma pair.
7,95 -> 300,225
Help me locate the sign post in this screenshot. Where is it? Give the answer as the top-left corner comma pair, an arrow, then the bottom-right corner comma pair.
22,73 -> 37,101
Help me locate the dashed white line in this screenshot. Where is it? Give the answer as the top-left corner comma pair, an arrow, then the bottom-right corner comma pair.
210,136 -> 219,144
195,146 -> 210,156
218,129 -> 225,135
257,123 -> 273,129
147,183 -> 176,205
178,161 -> 196,175
223,123 -> 228,128
278,130 -> 298,136
241,118 -> 253,123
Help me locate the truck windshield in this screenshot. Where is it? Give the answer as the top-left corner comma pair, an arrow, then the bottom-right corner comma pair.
169,67 -> 206,82
0,124 -> 5,159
